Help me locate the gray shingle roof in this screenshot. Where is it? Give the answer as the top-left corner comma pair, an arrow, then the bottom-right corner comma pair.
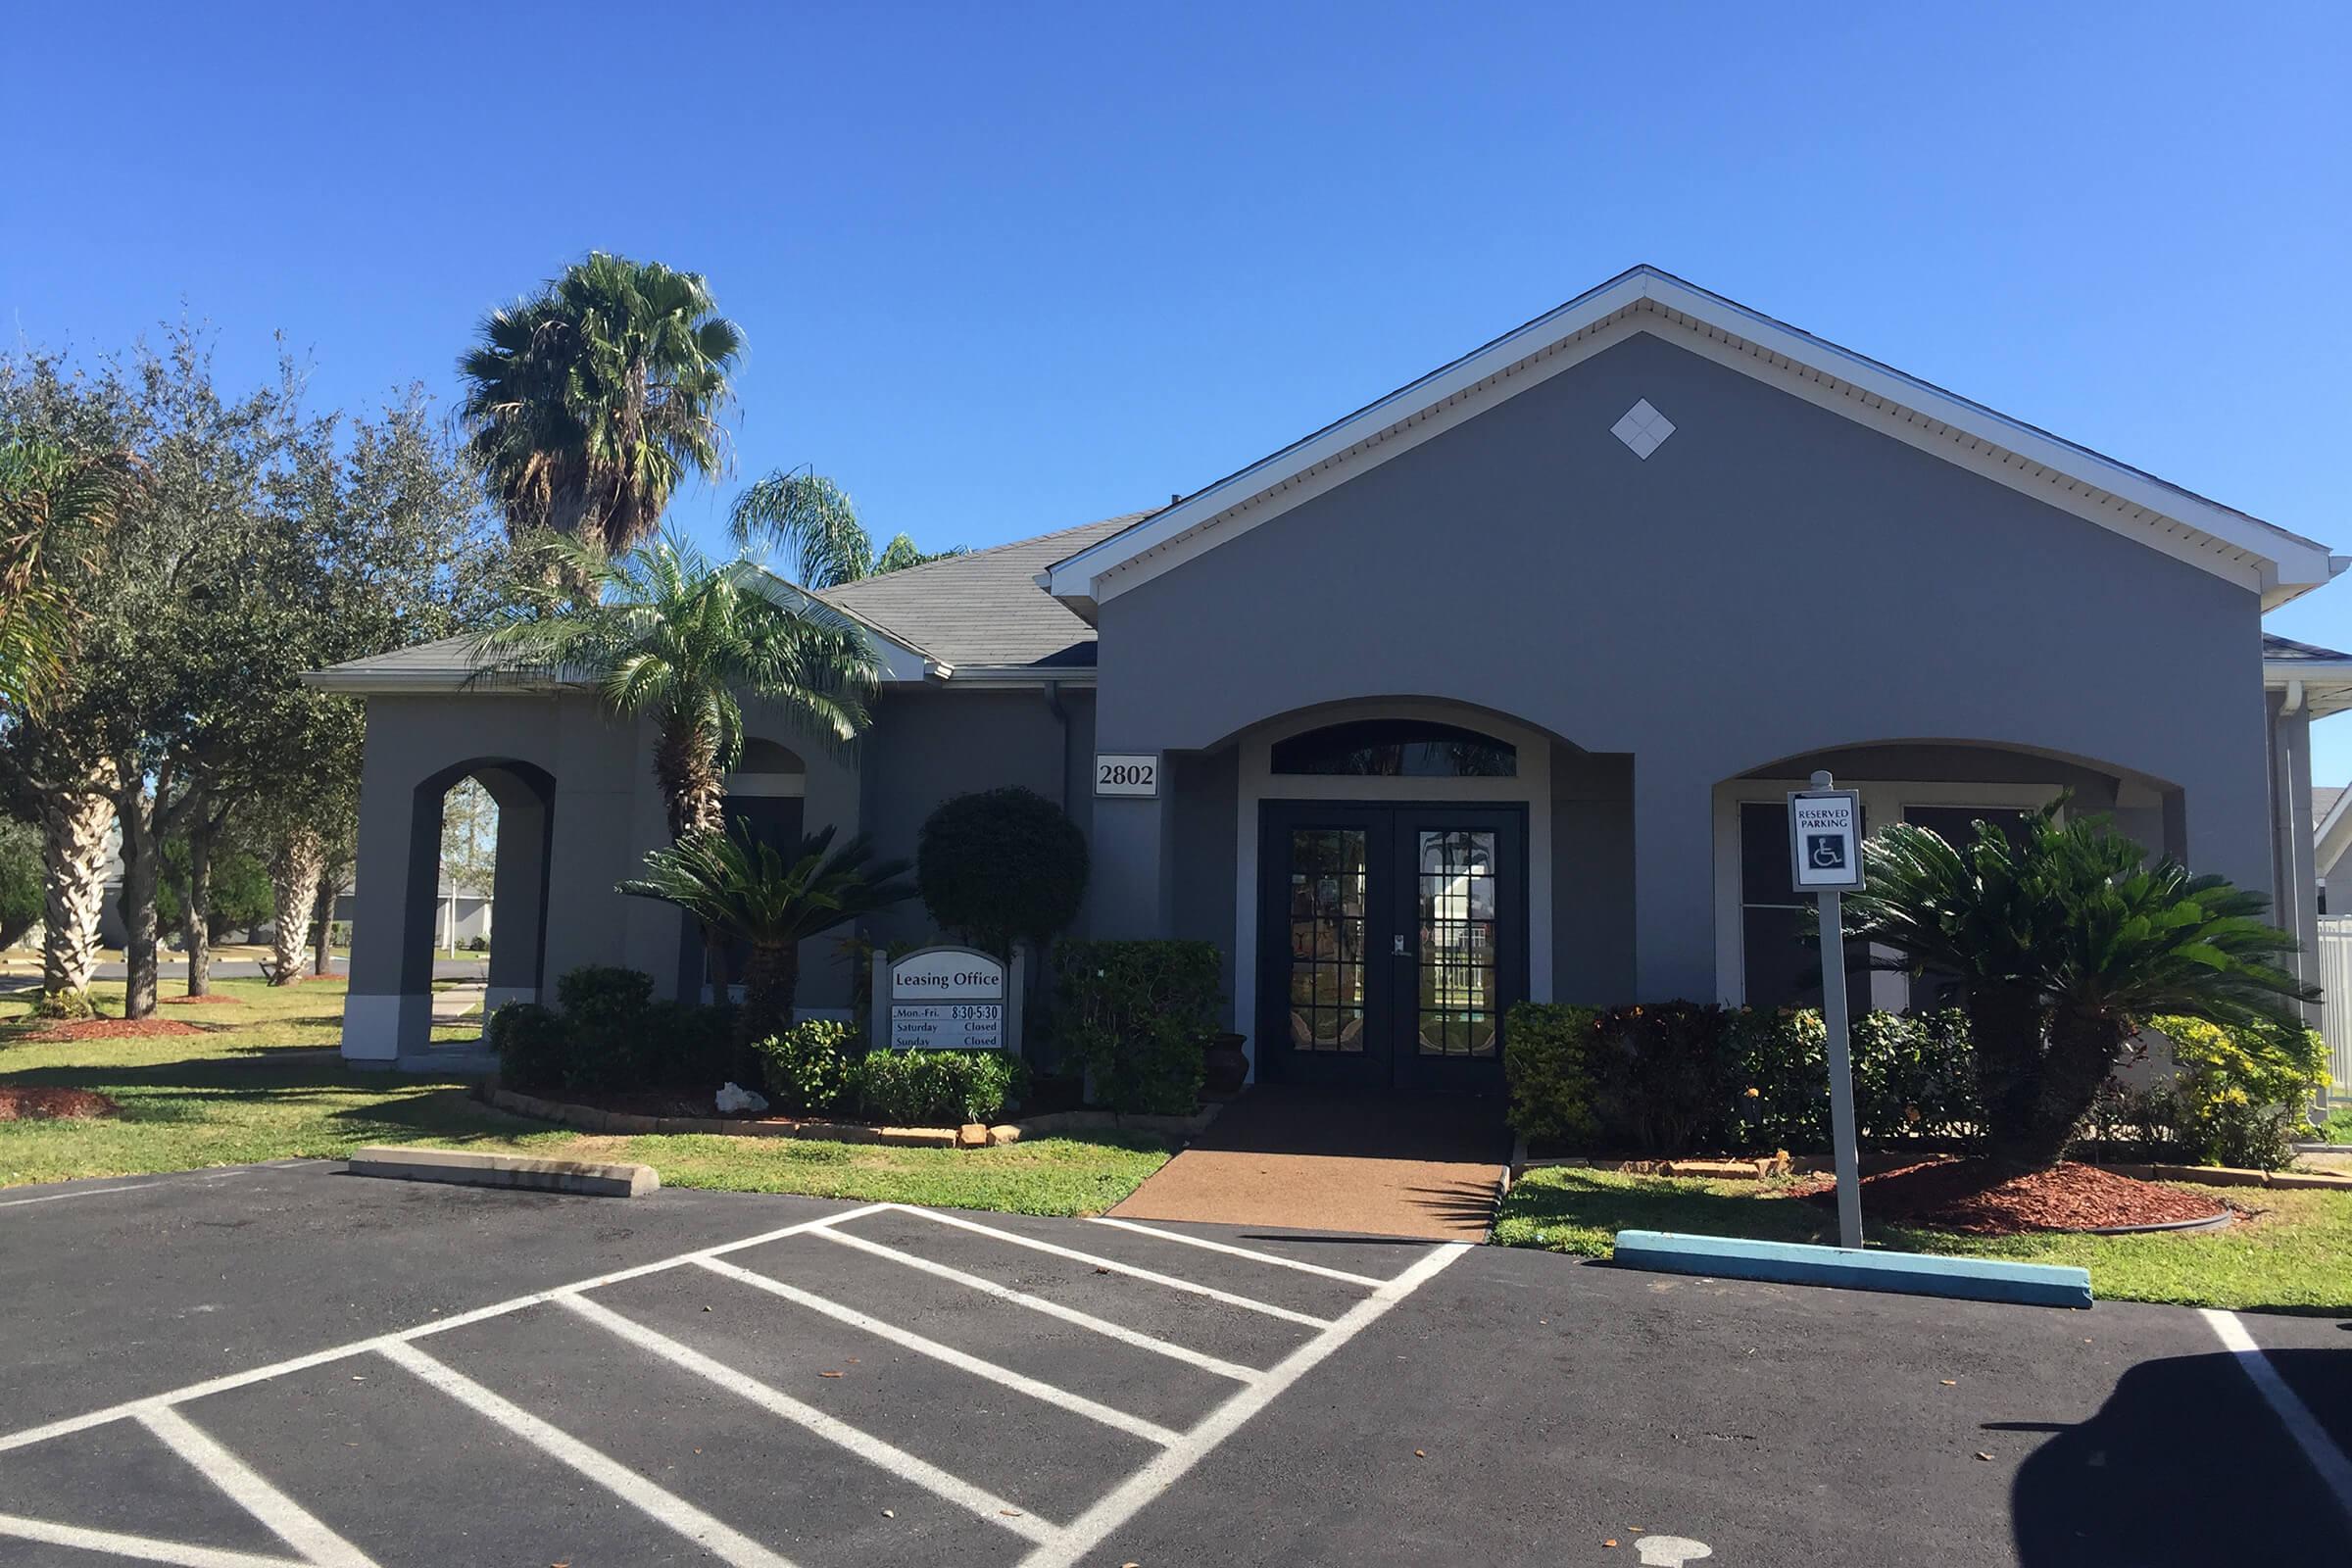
814,512 -> 1152,670
2315,786 -> 2346,830
2264,632 -> 2352,663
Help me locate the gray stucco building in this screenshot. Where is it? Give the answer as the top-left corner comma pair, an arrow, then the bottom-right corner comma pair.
311,268 -> 2352,1089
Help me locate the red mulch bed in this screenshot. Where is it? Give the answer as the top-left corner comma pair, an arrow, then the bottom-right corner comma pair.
162,995 -> 242,1005
544,1087 -> 769,1121
0,1086 -> 121,1121
14,1017 -> 204,1043
1790,1157 -> 2228,1235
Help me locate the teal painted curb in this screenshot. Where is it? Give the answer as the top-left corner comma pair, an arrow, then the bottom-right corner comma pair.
1613,1230 -> 2093,1309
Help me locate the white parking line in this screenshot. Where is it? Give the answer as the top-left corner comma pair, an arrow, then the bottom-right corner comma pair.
1085,1216 -> 1387,1287
0,1178 -> 172,1208
818,1226 -> 1263,1383
560,1292 -> 1057,1544
377,1339 -> 799,1568
891,1205 -> 1337,1326
139,1406 -> 379,1568
2201,1308 -> 2352,1530
1016,1242 -> 1472,1568
0,1512 -> 309,1568
693,1254 -> 1183,1446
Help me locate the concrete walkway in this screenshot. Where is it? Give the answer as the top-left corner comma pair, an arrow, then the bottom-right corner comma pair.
1109,1086 -> 1509,1241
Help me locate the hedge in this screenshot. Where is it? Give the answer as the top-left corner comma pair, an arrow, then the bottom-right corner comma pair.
1503,999 -> 2323,1168
1051,940 -> 1217,1115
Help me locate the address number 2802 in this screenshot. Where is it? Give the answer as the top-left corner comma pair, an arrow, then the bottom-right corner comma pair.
1095,754 -> 1158,797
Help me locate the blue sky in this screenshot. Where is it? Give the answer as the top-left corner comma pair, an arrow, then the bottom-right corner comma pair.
6,2 -> 2348,767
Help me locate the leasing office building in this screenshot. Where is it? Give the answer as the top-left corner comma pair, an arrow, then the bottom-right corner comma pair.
313,268 -> 2352,1090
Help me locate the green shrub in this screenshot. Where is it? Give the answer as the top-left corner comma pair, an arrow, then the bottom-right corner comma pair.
857,1048 -> 1027,1124
488,1002 -> 569,1090
916,787 -> 1089,957
2322,1105 -> 2352,1145
0,818 -> 41,951
638,999 -> 750,1089
757,1019 -> 859,1116
555,965 -> 655,1028
1051,940 -> 1217,1114
1502,1003 -> 1602,1145
1590,1003 -> 1741,1155
2145,1014 -> 2328,1171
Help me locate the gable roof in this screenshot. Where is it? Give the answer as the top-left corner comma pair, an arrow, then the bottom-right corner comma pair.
814,513 -> 1147,676
1042,266 -> 2343,616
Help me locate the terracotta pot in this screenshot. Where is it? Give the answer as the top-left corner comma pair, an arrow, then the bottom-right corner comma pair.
1201,1032 -> 1250,1097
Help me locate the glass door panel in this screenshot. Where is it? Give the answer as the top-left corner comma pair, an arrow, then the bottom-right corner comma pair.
1287,828 -> 1368,1053
1415,829 -> 1498,1057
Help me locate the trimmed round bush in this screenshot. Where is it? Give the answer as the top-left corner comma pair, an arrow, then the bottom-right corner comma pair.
916,787 -> 1088,957
756,1019 -> 859,1116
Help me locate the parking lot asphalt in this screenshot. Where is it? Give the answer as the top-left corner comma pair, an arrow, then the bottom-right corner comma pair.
2,1163 -> 2347,1567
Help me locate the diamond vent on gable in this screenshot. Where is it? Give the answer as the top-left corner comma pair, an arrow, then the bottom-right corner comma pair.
1610,398 -> 1675,459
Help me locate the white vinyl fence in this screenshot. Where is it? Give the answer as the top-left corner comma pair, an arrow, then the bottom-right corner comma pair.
2317,916 -> 2352,1108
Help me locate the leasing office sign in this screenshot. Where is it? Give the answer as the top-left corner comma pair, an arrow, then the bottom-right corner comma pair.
874,946 -> 1019,1052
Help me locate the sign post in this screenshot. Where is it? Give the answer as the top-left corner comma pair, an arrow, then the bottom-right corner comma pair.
1788,770 -> 1866,1250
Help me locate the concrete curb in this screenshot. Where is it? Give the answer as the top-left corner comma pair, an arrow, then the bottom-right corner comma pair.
476,1086 -> 1221,1151
1613,1229 -> 2093,1308
346,1145 -> 659,1198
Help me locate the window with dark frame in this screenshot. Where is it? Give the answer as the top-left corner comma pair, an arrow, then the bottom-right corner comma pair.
1271,720 -> 1516,777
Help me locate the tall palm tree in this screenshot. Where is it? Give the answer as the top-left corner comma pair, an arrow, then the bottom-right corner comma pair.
467,532 -> 878,840
729,466 -> 961,588
457,254 -> 743,556
1844,803 -> 2314,1172
620,824 -> 913,1047
0,439 -> 139,715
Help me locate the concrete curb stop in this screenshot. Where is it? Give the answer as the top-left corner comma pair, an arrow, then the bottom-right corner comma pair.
346,1145 -> 659,1198
1613,1229 -> 2093,1309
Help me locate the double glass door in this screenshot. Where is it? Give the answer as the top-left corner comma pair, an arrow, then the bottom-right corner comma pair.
1258,802 -> 1525,1092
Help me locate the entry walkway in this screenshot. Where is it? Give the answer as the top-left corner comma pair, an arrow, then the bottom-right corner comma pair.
1110,1086 -> 1509,1240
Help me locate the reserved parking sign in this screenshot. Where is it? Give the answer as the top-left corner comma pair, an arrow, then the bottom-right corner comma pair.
1788,787 -> 1865,892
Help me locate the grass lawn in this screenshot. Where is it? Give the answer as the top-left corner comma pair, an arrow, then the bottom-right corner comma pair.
1494,1165 -> 2352,1314
0,977 -> 1171,1216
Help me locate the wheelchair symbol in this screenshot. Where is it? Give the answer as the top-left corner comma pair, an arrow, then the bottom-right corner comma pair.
1806,833 -> 1846,870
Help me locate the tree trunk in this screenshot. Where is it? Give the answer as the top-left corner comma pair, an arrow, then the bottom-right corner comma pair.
1965,979 -> 2118,1174
114,776 -> 164,1021
269,825 -> 324,985
184,795 -> 214,999
35,763 -> 116,1017
312,868 -> 339,976
655,719 -> 726,841
736,938 -> 800,1050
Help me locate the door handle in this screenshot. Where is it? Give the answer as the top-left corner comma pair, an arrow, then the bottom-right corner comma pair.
1392,935 -> 1407,956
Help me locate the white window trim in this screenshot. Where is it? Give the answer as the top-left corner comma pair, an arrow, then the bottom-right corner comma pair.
1231,704 -> 1555,1083
1711,779 -> 2062,1005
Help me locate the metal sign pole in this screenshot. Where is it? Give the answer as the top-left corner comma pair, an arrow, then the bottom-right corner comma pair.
1789,768 -> 1866,1250
1817,884 -> 1864,1250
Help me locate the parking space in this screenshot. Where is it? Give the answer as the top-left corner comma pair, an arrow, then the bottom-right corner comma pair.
0,1177 -> 1460,1567
2,1166 -> 2347,1566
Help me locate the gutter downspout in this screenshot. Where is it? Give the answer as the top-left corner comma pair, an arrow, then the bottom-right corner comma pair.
1044,679 -> 1070,810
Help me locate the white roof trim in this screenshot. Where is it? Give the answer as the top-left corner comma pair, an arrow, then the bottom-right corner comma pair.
2316,784 -> 2352,851
1044,267 -> 2341,613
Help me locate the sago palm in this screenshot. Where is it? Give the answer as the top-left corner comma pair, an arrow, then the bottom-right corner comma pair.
620,824 -> 913,1048
729,466 -> 960,588
458,254 -> 742,556
1843,802 -> 2313,1172
467,532 -> 878,839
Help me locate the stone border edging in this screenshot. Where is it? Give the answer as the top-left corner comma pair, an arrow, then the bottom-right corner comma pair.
477,1086 -> 1222,1150
1505,1134 -> 2352,1191
347,1145 -> 658,1198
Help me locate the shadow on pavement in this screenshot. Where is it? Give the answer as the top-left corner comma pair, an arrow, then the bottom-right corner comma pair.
2009,1347 -> 2352,1565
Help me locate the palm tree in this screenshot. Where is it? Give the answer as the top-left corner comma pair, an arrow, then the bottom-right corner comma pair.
729,466 -> 961,588
620,824 -> 913,1047
0,439 -> 139,715
467,532 -> 878,840
457,254 -> 743,556
1844,803 -> 2314,1172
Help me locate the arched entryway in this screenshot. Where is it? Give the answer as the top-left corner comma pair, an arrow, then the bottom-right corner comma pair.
675,738 -> 807,1001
